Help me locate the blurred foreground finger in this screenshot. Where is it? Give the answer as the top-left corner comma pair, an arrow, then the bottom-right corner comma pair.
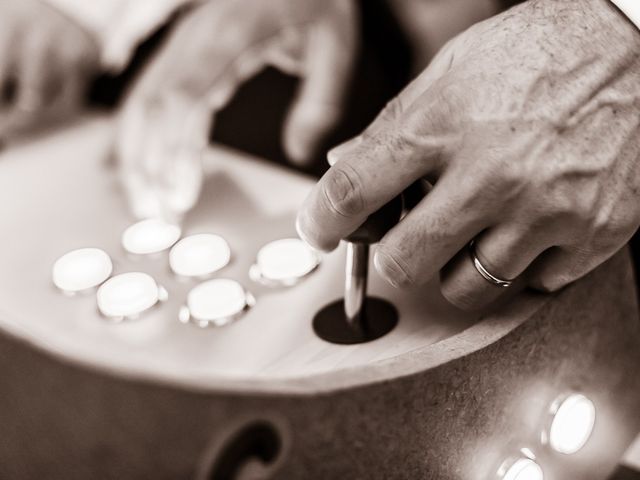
118,96 -> 208,222
15,33 -> 51,115
0,28 -> 14,108
283,5 -> 357,165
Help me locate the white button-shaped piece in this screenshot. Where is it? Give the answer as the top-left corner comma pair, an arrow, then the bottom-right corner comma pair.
122,218 -> 181,255
170,234 -> 231,278
502,458 -> 543,480
97,272 -> 166,320
180,279 -> 253,327
250,238 -> 320,286
548,393 -> 596,455
52,248 -> 112,294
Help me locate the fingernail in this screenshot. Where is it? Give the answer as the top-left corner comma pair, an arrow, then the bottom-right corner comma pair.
374,250 -> 406,289
295,212 -> 337,252
327,136 -> 362,166
295,214 -> 313,247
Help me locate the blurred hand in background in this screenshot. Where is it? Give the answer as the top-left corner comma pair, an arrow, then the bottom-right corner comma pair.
388,0 -> 499,72
116,0 -> 359,221
0,0 -> 100,138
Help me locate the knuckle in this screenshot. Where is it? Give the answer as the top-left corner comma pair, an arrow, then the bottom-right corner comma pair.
377,97 -> 405,125
530,274 -> 570,293
375,246 -> 416,288
363,127 -> 417,168
493,157 -> 531,194
440,279 -> 483,311
432,80 -> 467,120
322,163 -> 365,218
385,129 -> 416,163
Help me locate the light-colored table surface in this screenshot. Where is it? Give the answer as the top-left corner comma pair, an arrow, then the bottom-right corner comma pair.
0,115 -> 483,394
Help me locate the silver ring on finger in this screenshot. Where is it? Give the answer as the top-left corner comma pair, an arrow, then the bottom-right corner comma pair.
468,239 -> 513,288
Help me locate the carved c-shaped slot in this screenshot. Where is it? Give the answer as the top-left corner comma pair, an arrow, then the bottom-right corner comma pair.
197,417 -> 290,480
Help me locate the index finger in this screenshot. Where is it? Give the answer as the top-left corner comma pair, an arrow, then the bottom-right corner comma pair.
296,40 -> 461,250
296,87 -> 454,251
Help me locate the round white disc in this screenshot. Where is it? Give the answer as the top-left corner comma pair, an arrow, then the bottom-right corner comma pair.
122,218 -> 181,255
52,248 -> 112,293
97,272 -> 161,319
502,458 -> 543,480
186,279 -> 249,326
169,234 -> 231,277
549,394 -> 596,455
255,238 -> 319,283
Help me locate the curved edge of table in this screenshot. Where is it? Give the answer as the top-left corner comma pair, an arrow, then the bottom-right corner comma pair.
0,278 -> 551,396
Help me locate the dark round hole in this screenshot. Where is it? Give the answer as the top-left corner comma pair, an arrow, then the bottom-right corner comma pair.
313,297 -> 398,345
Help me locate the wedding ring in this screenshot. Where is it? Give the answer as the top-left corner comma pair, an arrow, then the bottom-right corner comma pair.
469,240 -> 513,288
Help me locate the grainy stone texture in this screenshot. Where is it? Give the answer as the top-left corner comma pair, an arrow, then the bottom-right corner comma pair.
0,249 -> 638,480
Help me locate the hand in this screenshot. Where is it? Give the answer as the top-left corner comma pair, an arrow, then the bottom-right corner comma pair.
0,0 -> 99,137
116,0 -> 358,220
297,0 -> 640,310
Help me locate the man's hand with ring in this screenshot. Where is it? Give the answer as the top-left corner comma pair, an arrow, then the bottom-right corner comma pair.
297,0 -> 640,310
116,0 -> 358,220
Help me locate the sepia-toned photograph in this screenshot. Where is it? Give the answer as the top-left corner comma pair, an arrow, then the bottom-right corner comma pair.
0,0 -> 639,478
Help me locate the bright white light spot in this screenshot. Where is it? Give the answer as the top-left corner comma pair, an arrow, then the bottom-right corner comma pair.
169,234 -> 230,277
52,248 -> 112,293
122,219 -> 181,255
251,238 -> 320,286
549,393 -> 596,455
97,272 -> 162,320
502,458 -> 544,480
182,279 -> 251,327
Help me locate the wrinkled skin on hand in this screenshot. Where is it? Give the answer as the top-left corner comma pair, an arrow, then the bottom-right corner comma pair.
0,0 -> 99,137
297,0 -> 640,310
116,0 -> 358,221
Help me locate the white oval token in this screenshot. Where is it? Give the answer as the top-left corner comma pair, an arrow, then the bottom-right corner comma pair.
170,234 -> 231,278
502,458 -> 543,480
548,394 -> 596,455
251,238 -> 320,286
122,218 -> 181,255
52,248 -> 113,294
180,279 -> 253,327
97,272 -> 166,320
